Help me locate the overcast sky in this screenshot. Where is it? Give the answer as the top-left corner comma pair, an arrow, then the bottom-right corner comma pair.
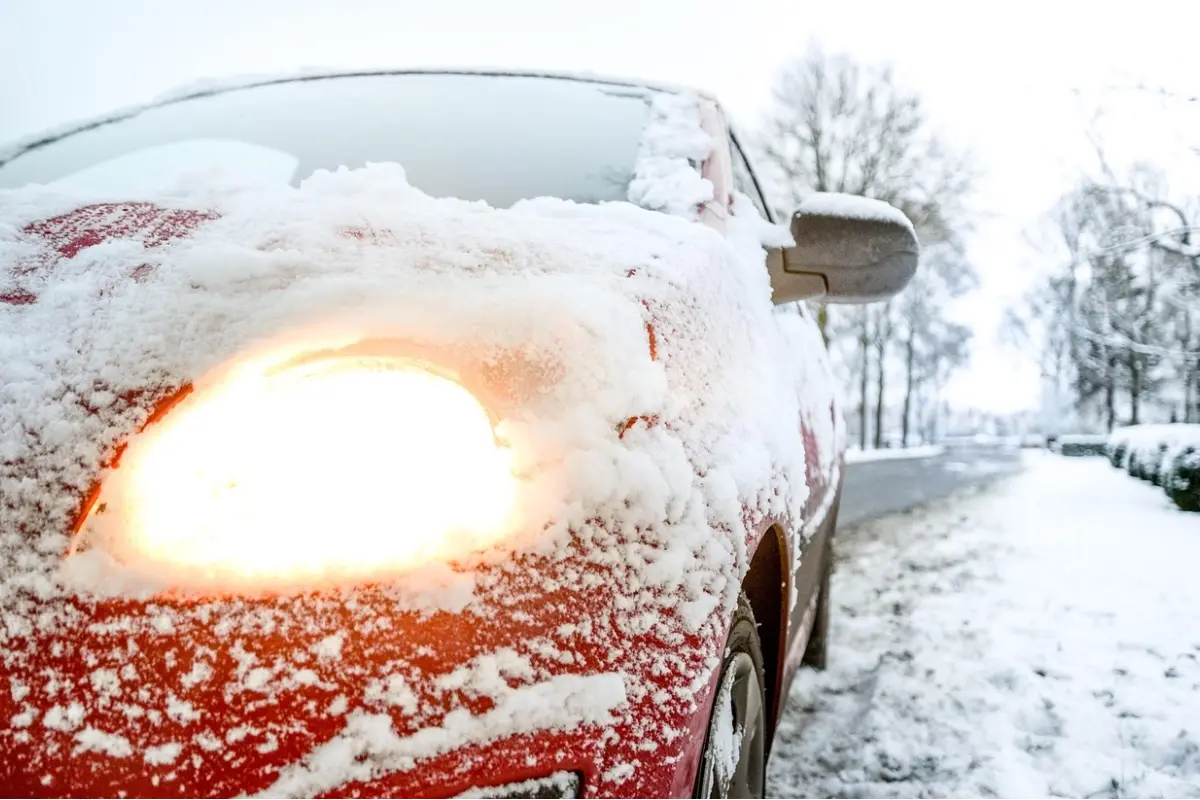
3,0 -> 1198,414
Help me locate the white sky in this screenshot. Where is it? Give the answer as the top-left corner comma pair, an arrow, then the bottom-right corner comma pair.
3,0 -> 1198,414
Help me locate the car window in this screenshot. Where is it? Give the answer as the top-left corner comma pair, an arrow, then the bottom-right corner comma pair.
0,73 -> 654,208
729,134 -> 772,221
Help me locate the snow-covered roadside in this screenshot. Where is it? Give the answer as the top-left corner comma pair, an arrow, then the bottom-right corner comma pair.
845,444 -> 945,464
768,451 -> 1200,798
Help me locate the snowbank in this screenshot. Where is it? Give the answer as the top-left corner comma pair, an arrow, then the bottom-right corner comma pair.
844,444 -> 944,464
770,452 -> 1200,797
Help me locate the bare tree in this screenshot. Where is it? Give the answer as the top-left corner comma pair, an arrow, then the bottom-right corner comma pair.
1012,165 -> 1196,429
755,45 -> 979,447
898,241 -> 978,444
757,47 -> 975,244
871,301 -> 893,449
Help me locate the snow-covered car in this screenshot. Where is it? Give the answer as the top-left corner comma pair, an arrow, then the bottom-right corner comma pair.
0,70 -> 918,798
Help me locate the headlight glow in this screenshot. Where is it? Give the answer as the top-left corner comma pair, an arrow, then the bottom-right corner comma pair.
82,356 -> 516,588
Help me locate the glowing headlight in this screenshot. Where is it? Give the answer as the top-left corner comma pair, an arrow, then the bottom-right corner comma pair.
82,356 -> 516,588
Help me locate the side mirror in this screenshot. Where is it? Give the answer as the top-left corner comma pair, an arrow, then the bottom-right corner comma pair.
768,193 -> 920,305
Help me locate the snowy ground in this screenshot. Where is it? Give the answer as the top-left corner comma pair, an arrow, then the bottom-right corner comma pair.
768,451 -> 1200,798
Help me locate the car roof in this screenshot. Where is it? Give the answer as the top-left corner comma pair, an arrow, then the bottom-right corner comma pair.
0,68 -> 711,169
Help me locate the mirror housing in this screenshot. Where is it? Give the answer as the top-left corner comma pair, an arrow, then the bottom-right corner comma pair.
769,193 -> 920,305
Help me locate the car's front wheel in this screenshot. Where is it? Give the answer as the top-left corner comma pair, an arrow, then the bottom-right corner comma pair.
693,594 -> 767,799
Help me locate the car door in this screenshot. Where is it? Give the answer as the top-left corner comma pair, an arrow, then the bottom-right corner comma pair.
728,132 -> 842,668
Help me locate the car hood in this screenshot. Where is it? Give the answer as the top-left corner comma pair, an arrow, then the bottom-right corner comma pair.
0,166 -> 809,796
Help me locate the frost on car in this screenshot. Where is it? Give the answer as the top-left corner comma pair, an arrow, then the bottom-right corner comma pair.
0,70 -> 918,798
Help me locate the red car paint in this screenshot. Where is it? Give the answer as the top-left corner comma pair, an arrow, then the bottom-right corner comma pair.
0,75 -> 843,798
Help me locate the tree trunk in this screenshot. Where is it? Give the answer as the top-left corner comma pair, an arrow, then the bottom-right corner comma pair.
1129,355 -> 1141,426
901,333 -> 916,446
1185,364 -> 1195,424
873,340 -> 886,450
1104,378 -> 1116,433
858,320 -> 870,450
1184,371 -> 1192,424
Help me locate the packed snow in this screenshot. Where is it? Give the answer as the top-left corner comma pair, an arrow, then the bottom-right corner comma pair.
769,451 -> 1200,798
0,85 -> 843,794
795,192 -> 915,229
627,92 -> 715,220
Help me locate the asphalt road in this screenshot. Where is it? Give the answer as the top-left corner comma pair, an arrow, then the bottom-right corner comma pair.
838,443 -> 1026,527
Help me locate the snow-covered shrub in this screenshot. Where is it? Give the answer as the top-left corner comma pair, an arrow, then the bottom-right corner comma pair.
1107,440 -> 1128,469
1108,425 -> 1200,510
1055,433 -> 1107,457
1147,442 -> 1172,485
1166,447 -> 1200,512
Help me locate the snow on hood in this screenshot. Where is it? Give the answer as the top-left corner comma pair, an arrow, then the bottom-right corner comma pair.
0,158 -> 806,605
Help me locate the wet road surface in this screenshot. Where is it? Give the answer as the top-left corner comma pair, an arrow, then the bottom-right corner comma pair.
839,443 -> 1026,527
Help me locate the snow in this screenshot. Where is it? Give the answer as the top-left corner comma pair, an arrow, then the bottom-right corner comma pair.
1,155 -> 803,609
1107,423 -> 1200,451
769,451 -> 1200,798
73,727 -> 133,758
144,741 -> 182,765
43,703 -> 85,732
0,91 -> 830,790
627,92 -> 715,220
313,634 -> 345,661
706,666 -> 742,793
364,674 -> 419,715
844,444 -> 945,464
1108,423 -> 1200,473
257,672 -> 626,798
796,192 -> 915,230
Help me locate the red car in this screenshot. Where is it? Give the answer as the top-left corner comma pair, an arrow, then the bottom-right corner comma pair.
0,70 -> 917,798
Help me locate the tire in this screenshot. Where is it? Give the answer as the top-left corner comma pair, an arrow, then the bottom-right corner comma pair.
694,594 -> 767,799
801,548 -> 832,671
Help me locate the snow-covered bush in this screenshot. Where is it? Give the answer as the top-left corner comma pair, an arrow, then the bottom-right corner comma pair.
1055,433 -> 1107,457
1107,424 -> 1200,510
1165,447 -> 1200,512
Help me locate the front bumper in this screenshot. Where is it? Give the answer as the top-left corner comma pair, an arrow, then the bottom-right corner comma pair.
2,551 -> 720,798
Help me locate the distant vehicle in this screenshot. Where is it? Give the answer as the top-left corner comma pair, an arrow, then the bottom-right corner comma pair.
0,70 -> 919,798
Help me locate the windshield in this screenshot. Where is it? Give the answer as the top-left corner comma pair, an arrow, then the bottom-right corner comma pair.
0,73 -> 654,206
